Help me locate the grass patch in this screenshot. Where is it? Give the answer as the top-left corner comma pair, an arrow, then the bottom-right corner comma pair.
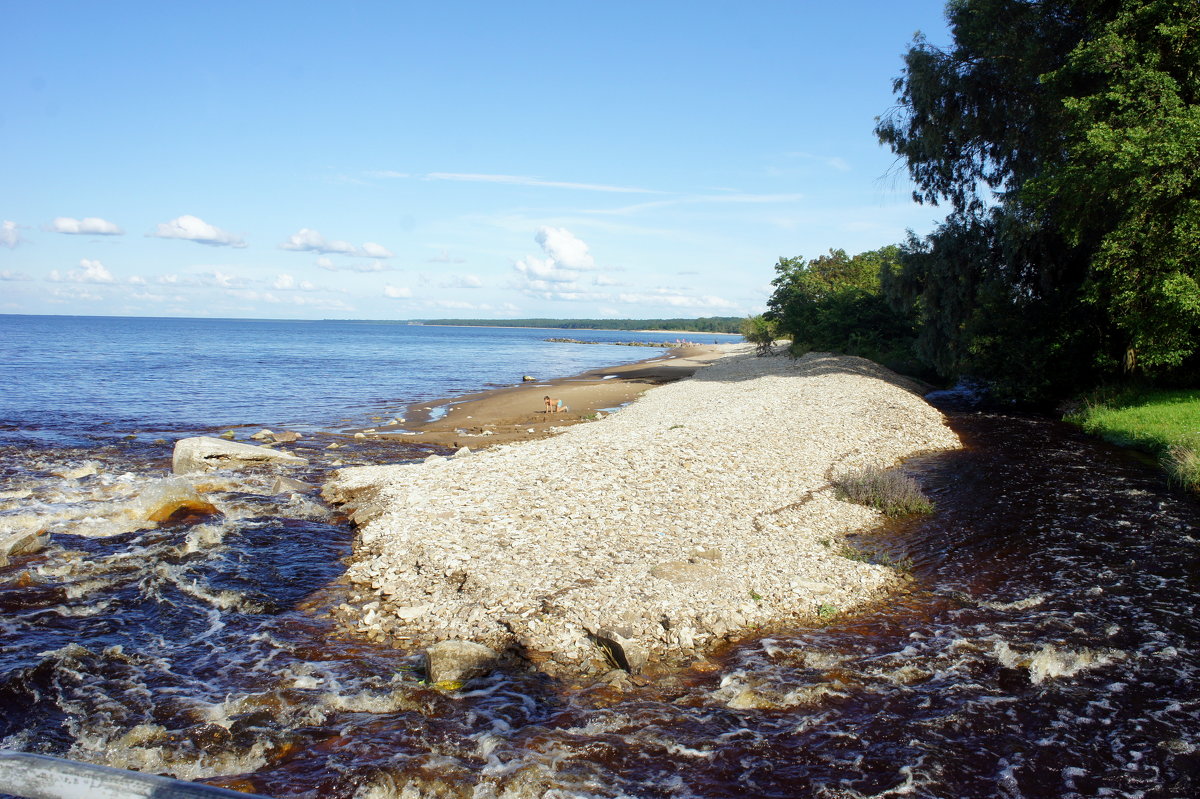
832,466 -> 934,516
1066,386 -> 1200,491
816,603 -> 838,621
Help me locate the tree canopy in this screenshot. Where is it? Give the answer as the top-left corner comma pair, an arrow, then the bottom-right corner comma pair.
875,0 -> 1200,398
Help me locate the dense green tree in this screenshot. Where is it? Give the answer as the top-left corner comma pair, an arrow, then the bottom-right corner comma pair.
767,246 -> 923,373
876,0 -> 1200,397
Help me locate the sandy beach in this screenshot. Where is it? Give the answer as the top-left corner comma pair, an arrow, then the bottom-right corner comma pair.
324,346 -> 962,678
357,345 -> 727,449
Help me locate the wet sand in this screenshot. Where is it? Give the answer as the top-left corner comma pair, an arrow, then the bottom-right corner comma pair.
355,345 -> 727,449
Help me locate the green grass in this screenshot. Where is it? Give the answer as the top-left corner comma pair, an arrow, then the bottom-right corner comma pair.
1066,387 -> 1200,491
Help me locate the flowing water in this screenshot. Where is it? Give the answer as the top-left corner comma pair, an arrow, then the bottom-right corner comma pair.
1,317 -> 1197,798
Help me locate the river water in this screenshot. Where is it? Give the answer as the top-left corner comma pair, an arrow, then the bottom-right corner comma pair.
1,317 -> 1197,798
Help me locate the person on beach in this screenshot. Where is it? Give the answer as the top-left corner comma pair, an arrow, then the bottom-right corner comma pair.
544,395 -> 565,413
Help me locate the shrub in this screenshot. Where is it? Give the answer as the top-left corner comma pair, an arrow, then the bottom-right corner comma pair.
832,466 -> 934,516
740,314 -> 778,356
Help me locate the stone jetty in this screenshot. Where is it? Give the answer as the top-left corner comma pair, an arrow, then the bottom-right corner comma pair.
322,347 -> 961,677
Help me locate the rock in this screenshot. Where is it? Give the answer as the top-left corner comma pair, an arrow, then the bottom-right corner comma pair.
52,463 -> 99,480
250,429 -> 275,441
354,432 -> 367,439
219,430 -> 237,440
272,431 -> 302,443
423,640 -> 498,684
452,447 -> 471,458
0,521 -> 48,567
326,442 -> 342,449
592,627 -> 648,674
792,579 -> 836,595
650,559 -> 716,583
172,436 -> 308,475
393,604 -> 430,620
522,375 -> 536,382
138,478 -> 221,524
271,476 -> 317,494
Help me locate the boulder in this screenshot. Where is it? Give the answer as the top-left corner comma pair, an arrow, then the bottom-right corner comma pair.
591,626 -> 648,674
271,476 -> 317,494
522,375 -> 536,382
452,447 -> 471,458
0,519 -> 48,567
423,640 -> 498,684
172,436 -> 308,475
249,429 -> 275,441
272,431 -> 302,443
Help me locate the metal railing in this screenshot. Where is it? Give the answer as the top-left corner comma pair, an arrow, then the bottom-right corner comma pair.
0,751 -> 269,799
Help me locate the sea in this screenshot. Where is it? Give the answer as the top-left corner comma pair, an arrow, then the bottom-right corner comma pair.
1,314 -> 1198,799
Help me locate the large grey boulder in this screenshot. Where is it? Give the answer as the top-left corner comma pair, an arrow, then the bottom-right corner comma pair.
423,640 -> 498,685
172,436 -> 307,475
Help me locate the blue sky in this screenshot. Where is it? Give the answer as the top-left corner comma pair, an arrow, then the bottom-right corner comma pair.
2,1 -> 952,320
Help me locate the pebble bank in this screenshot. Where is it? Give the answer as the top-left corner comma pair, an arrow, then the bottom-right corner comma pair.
323,348 -> 962,676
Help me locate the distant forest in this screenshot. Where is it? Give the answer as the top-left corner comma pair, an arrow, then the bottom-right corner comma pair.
418,317 -> 744,334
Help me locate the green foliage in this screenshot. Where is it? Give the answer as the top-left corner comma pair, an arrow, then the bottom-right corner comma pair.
1066,386 -> 1200,490
832,466 -> 934,516
740,314 -> 778,355
876,0 -> 1200,398
816,603 -> 839,621
765,246 -> 925,374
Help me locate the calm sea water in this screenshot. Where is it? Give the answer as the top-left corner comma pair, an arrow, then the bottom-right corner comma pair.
0,315 -> 739,439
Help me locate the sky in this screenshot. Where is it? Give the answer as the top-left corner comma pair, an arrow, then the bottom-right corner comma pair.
1,1 -> 953,321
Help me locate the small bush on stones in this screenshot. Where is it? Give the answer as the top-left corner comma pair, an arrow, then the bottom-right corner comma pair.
832,466 -> 933,516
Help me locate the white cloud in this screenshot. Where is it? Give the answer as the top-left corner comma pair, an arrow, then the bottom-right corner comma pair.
315,257 -> 336,271
616,290 -> 737,309
361,242 -> 393,258
1,269 -> 33,281
424,172 -> 661,194
439,274 -> 484,289
280,228 -> 393,258
49,216 -> 123,235
425,299 -> 494,310
128,275 -> 147,285
150,215 -> 246,248
383,285 -> 413,299
206,270 -> 239,288
535,226 -> 596,271
1,221 -> 25,249
48,258 -> 117,284
273,273 -> 316,291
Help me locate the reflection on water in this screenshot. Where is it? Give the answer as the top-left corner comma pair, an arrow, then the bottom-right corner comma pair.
2,404 -> 1198,798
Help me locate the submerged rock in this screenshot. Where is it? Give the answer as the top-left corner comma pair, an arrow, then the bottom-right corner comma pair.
424,640 -> 499,684
0,519 -> 48,567
172,436 -> 307,475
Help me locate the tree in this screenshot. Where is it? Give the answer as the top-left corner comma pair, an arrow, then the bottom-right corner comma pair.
876,0 -> 1200,397
767,246 -> 923,372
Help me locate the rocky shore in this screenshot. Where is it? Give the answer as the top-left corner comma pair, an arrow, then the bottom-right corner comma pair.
322,347 -> 961,678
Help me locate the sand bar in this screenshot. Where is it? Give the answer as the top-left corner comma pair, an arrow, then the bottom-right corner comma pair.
323,346 -> 962,678
361,345 -> 726,448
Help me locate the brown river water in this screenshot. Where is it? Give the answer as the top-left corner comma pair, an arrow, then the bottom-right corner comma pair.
1,397 -> 1197,798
